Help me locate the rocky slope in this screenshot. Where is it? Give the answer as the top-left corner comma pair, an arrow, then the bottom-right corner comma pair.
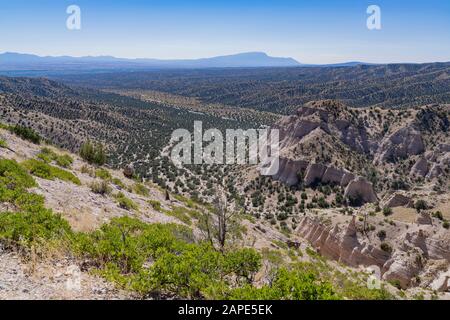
251,100 -> 450,292
0,127 -> 309,299
266,100 -> 449,203
296,214 -> 450,290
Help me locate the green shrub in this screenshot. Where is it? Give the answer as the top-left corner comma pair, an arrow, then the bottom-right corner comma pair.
414,200 -> 428,211
90,180 -> 111,195
112,178 -> 125,189
36,148 -> 73,168
380,242 -> 393,254
443,221 -> 449,229
95,168 -> 112,181
71,217 -> 193,281
37,148 -> 57,163
317,197 -> 329,209
114,192 -> 138,211
388,279 -> 402,290
148,200 -> 161,211
382,207 -> 393,216
0,209 -> 72,247
229,266 -> 339,300
9,125 -> 41,144
79,140 -> 107,166
377,230 -> 386,240
133,183 -> 149,197
224,248 -> 261,284
432,211 -> 444,221
164,206 -> 192,225
148,243 -> 226,298
55,154 -> 74,168
0,159 -> 36,191
0,138 -> 8,148
22,159 -> 81,185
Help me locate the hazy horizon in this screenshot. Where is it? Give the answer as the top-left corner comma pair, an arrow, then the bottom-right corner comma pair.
1,0 -> 450,64
1,50 -> 450,65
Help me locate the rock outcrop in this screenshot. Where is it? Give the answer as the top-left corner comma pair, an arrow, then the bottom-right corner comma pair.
384,193 -> 413,208
123,165 -> 135,179
322,166 -> 346,185
303,163 -> 327,187
410,157 -> 429,177
270,159 -> 377,204
417,212 -> 433,225
296,216 -> 390,270
375,126 -> 425,163
340,172 -> 355,187
270,158 -> 308,186
296,215 -> 450,289
344,177 -> 378,204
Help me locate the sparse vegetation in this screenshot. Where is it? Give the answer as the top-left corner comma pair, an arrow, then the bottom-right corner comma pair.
0,159 -> 71,247
1,64 -> 449,301
133,183 -> 149,196
55,154 -> 74,168
95,168 -> 112,181
0,138 -> 7,148
90,180 -> 111,195
22,159 -> 81,185
37,148 -> 73,168
112,177 -> 125,189
113,192 -> 138,211
414,200 -> 428,212
79,140 -> 107,166
383,207 -> 393,217
9,125 -> 41,144
380,243 -> 393,254
148,200 -> 161,211
377,230 -> 387,240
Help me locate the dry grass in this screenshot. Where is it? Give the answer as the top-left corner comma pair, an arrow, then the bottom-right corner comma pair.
64,209 -> 101,232
434,200 -> 450,220
391,207 -> 417,223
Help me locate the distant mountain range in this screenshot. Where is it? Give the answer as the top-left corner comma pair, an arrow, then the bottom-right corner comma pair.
0,52 -> 299,72
0,52 -> 377,76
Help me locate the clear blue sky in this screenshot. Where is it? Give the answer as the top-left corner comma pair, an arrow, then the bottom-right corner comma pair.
0,0 -> 449,64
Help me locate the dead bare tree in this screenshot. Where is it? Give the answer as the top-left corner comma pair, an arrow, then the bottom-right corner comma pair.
201,186 -> 235,252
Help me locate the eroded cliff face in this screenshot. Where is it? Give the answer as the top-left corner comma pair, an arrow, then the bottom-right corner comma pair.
374,126 -> 425,164
258,101 -> 450,290
296,215 -> 450,289
265,102 -> 380,203
274,101 -> 376,155
263,101 -> 449,205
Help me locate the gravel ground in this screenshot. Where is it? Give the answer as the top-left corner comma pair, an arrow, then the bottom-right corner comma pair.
0,247 -> 132,300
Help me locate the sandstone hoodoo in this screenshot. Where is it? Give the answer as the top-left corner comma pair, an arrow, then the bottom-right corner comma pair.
265,102 -> 449,206
1,50 -> 450,301
303,163 -> 327,187
344,177 -> 378,204
375,126 -> 425,163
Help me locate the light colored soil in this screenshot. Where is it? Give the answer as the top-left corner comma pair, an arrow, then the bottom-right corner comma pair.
0,247 -> 132,300
391,207 -> 418,223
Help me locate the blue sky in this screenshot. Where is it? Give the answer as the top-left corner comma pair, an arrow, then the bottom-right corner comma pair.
0,0 -> 449,64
